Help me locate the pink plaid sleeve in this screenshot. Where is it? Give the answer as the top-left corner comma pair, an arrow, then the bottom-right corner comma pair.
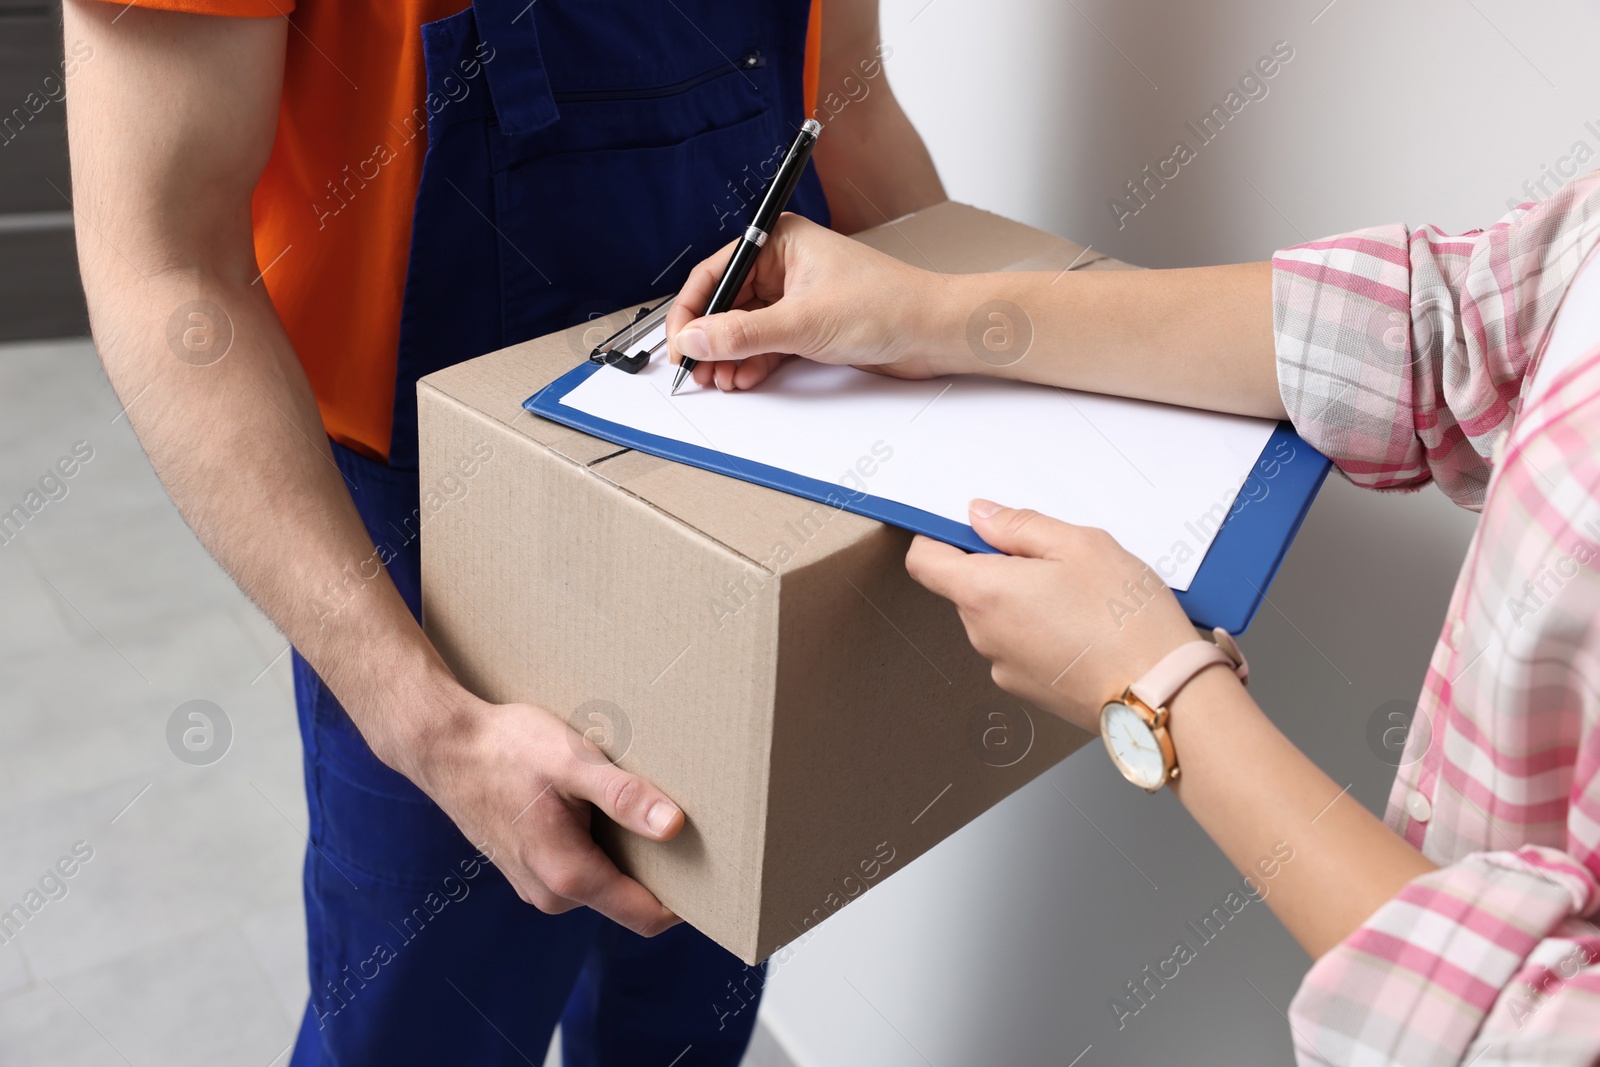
1271,172 -> 1600,509
1271,172 -> 1600,1064
1288,848 -> 1600,1065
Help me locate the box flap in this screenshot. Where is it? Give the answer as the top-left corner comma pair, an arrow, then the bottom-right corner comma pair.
420,305 -> 656,467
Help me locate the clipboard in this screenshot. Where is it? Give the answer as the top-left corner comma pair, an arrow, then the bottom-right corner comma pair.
526,358 -> 1329,634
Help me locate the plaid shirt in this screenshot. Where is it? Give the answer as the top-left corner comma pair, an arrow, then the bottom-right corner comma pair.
1272,172 -> 1600,1065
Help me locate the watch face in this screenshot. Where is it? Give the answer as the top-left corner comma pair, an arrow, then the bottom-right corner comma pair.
1101,702 -> 1166,789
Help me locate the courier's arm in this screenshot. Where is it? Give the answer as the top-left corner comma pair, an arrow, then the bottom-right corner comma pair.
66,0 -> 685,934
810,0 -> 945,233
62,3 -> 438,750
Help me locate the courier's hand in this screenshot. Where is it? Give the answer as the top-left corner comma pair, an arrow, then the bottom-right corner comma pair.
666,213 -> 956,391
395,692 -> 685,936
906,501 -> 1198,732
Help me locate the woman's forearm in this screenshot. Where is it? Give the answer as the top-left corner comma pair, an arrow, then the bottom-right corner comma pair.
914,259 -> 1428,958
667,213 -> 1285,413
905,497 -> 1436,961
1165,669 -> 1435,958
922,264 -> 1288,420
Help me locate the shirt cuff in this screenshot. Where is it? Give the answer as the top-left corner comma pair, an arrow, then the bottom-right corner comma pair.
1271,223 -> 1434,494
1288,847 -> 1598,1066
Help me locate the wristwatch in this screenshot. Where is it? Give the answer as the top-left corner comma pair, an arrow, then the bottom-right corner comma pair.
1099,628 -> 1248,793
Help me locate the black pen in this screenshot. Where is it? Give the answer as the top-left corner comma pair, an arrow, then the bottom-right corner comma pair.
672,118 -> 822,396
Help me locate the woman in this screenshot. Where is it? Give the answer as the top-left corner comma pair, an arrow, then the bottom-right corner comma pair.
664,176 -> 1600,1065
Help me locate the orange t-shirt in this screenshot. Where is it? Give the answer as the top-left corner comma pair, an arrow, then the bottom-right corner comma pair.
115,0 -> 822,461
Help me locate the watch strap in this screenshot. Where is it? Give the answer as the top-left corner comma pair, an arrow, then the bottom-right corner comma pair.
1129,628 -> 1248,710
1210,627 -> 1249,687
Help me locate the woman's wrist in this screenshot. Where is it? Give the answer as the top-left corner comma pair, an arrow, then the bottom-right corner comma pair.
899,272 -> 1005,378
1162,665 -> 1263,795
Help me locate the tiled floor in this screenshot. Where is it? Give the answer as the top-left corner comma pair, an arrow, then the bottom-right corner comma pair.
0,337 -> 795,1067
0,337 -> 309,1066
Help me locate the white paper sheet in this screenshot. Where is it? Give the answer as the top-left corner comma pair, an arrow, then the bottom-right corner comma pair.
561,326 -> 1277,590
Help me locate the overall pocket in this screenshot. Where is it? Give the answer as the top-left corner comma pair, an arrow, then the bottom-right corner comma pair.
488,50 -> 790,343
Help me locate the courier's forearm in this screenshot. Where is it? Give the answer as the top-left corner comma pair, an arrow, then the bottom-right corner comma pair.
921,263 -> 1288,421
81,253 -> 457,770
811,0 -> 945,233
813,86 -> 945,234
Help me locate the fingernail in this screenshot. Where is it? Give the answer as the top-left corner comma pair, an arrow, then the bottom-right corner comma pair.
969,498 -> 1002,518
676,327 -> 708,360
646,800 -> 679,835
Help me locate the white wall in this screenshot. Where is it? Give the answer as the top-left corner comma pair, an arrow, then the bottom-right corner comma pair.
758,1 -> 1600,1063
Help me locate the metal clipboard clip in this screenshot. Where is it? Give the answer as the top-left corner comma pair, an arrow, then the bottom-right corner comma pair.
587,294 -> 673,374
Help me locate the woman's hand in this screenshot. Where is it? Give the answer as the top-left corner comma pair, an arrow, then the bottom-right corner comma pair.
665,213 -> 959,391
907,500 -> 1199,732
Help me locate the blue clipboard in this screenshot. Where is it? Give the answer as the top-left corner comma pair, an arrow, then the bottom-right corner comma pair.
526,361 -> 1330,633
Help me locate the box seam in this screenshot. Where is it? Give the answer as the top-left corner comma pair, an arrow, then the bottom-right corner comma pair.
419,381 -> 773,577
583,454 -> 780,579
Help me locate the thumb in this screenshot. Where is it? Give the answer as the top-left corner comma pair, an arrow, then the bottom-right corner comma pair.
674,303 -> 807,364
968,499 -> 1074,559
573,761 -> 686,842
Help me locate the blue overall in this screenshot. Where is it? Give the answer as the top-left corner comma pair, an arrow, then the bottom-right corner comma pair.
287,1 -> 829,1063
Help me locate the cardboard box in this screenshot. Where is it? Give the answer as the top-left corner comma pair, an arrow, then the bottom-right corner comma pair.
418,203 -> 1120,964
